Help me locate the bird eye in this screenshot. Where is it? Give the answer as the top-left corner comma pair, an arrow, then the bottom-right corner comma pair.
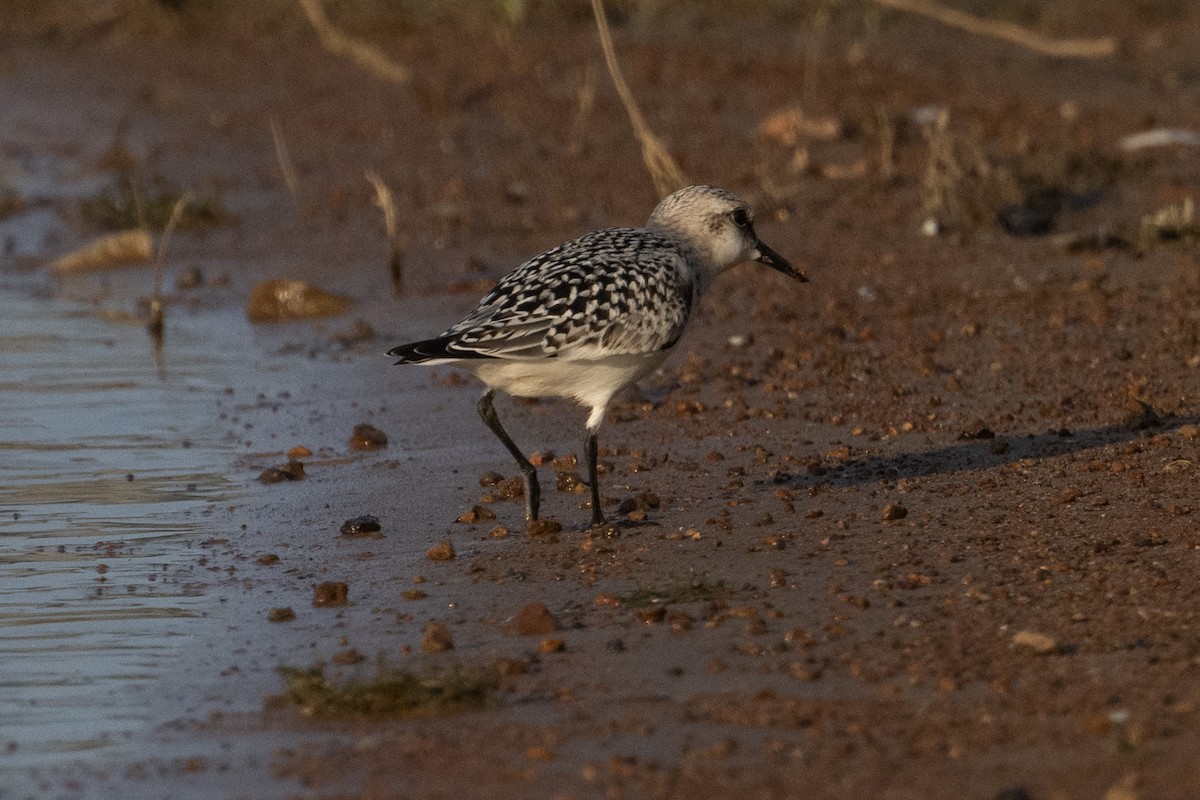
731,208 -> 751,229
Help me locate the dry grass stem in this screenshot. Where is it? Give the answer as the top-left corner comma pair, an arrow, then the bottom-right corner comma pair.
365,170 -> 404,295
872,0 -> 1116,58
921,111 -> 1014,233
269,117 -> 300,208
589,0 -> 686,198
567,66 -> 596,157
297,0 -> 412,84
876,105 -> 897,180
802,7 -> 830,110
148,191 -> 192,340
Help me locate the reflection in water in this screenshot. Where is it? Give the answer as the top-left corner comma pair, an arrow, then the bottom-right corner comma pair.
0,289 -> 243,768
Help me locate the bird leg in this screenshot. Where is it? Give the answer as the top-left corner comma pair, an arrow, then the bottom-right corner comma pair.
585,428 -> 605,526
477,391 -> 540,522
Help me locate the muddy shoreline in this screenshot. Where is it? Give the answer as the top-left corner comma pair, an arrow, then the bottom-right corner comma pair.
5,8 -> 1200,799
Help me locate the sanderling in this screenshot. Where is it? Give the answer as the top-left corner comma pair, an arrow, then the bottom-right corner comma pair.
388,185 -> 807,527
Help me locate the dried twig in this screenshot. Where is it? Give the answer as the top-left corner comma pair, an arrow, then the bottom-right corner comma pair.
269,117 -> 300,208
589,0 -> 686,198
567,66 -> 596,158
1119,129 -> 1200,152
365,171 -> 404,295
872,0 -> 1116,58
297,0 -> 412,84
148,191 -> 192,341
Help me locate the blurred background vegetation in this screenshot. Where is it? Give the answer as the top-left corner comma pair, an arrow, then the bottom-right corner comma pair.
0,0 -> 1193,41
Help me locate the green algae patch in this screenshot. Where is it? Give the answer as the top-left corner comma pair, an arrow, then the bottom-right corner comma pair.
270,663 -> 499,719
623,577 -> 730,608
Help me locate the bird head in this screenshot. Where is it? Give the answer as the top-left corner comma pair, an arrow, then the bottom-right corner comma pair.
647,185 -> 807,284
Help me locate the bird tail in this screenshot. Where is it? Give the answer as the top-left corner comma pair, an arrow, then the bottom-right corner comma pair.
387,335 -> 489,365
387,336 -> 455,364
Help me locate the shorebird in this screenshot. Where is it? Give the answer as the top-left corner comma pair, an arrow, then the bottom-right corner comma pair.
388,185 -> 807,527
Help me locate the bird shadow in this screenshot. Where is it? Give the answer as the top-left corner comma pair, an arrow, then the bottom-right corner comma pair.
767,412 -> 1193,491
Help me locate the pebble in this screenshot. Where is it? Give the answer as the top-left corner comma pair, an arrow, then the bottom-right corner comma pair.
525,746 -> 556,762
881,502 -> 908,521
526,518 -> 563,536
259,461 -> 305,483
426,540 -> 456,561
246,279 -> 351,323
457,506 -> 496,524
1012,629 -> 1057,654
313,582 -> 349,607
505,602 -> 559,636
267,607 -> 295,623
332,647 -> 365,664
349,423 -> 388,451
340,515 -> 383,537
478,471 -> 505,487
421,620 -> 455,652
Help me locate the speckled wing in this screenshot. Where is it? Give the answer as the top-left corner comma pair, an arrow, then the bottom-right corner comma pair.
434,228 -> 695,361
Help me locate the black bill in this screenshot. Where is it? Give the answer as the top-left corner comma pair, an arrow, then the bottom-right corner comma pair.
754,239 -> 808,283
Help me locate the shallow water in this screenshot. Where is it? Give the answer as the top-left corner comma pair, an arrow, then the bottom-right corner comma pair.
0,287 -> 245,771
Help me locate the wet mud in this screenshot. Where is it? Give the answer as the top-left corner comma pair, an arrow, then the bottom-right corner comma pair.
3,6 -> 1200,799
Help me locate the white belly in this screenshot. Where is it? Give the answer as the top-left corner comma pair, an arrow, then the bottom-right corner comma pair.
466,351 -> 670,429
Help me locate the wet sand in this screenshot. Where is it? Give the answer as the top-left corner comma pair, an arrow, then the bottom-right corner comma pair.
4,8 -> 1200,798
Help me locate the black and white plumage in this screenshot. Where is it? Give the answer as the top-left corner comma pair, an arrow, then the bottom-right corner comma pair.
388,185 -> 807,527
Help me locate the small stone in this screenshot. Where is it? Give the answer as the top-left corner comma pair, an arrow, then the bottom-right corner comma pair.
259,461 -> 305,483
313,582 -> 349,607
1012,629 -> 1057,654
555,471 -> 584,493
257,553 -> 281,565
1103,775 -> 1140,800
666,609 -> 694,633
787,662 -> 823,681
426,540 -> 456,561
881,502 -> 908,521
505,602 -> 559,636
339,515 -> 383,537
488,525 -> 511,539
494,477 -> 525,500
1058,487 -> 1083,504
349,423 -> 388,451
267,607 -> 295,623
332,647 -> 365,664
400,589 -> 427,600
247,279 -> 351,323
538,638 -> 566,654
478,471 -> 505,487
175,265 -> 204,290
526,518 -> 563,536
636,607 -> 666,624
288,445 -> 312,459
494,658 -> 530,676
457,505 -> 496,524
421,620 -> 454,652
958,422 -> 995,440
